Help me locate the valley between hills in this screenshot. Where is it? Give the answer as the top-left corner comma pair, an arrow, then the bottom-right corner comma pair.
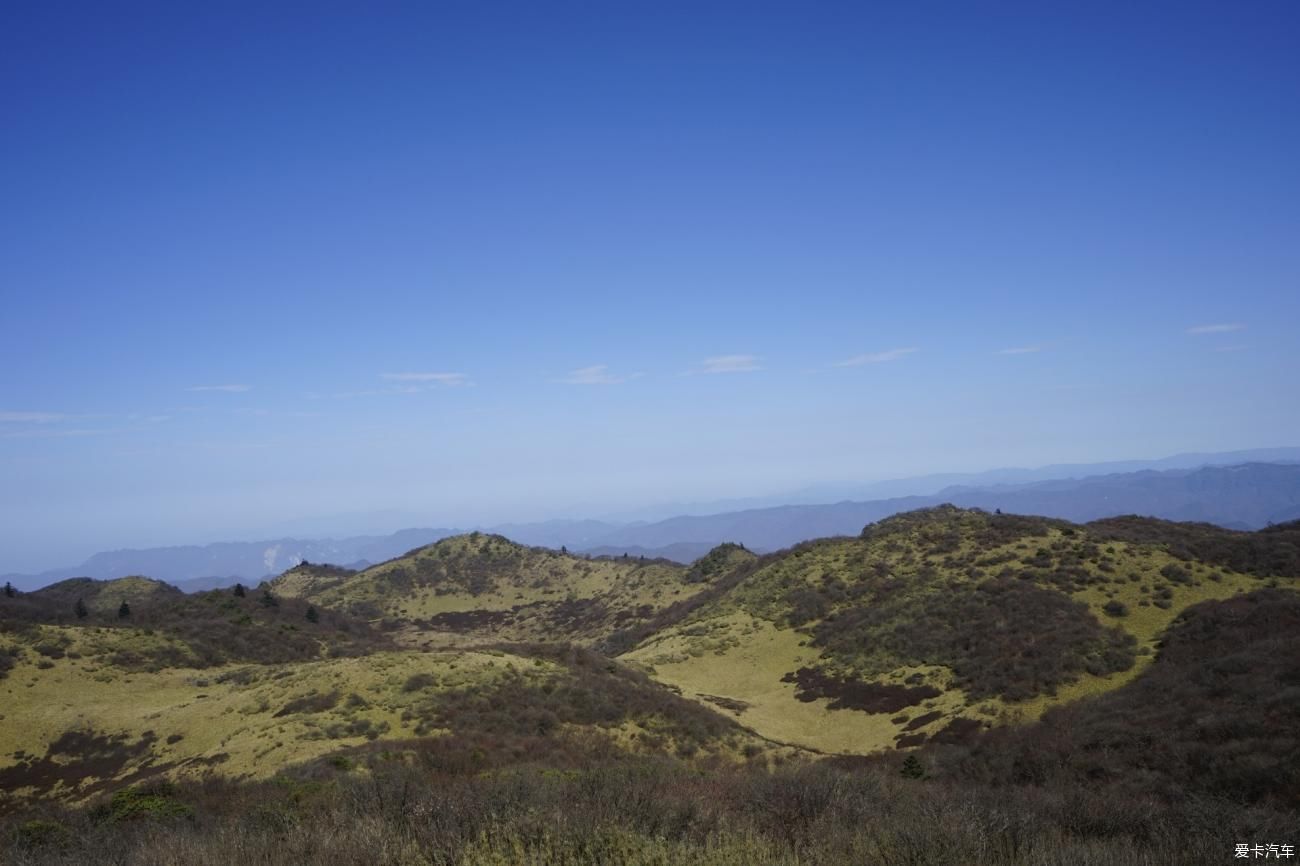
2,506 -> 1297,864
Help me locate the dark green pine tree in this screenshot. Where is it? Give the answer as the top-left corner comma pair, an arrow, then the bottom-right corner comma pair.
3,581 -> 14,598
118,600 -> 131,619
900,754 -> 925,779
75,598 -> 88,619
260,590 -> 278,608
233,583 -> 246,598
305,605 -> 319,624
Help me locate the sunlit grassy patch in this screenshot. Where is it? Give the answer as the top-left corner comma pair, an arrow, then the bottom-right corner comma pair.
625,613 -> 971,754
0,646 -> 545,807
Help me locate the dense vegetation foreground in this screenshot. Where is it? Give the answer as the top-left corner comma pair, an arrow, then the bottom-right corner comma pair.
2,742 -> 1295,866
2,508 -> 1298,863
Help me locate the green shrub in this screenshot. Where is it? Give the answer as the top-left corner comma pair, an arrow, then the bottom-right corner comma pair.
91,783 -> 193,824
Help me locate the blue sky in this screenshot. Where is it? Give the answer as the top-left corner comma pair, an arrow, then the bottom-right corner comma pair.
3,1 -> 1298,571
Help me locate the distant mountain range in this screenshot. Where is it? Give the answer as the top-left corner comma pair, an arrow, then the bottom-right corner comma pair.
588,462 -> 1300,554
600,446 -> 1300,521
5,457 -> 1299,592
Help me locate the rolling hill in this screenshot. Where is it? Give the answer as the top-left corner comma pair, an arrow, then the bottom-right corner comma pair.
269,532 -> 708,647
2,507 -> 1298,864
613,507 -> 1299,753
0,571 -> 765,814
262,508 -> 1300,756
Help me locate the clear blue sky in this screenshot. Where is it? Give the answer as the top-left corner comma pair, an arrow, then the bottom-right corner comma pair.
3,1 -> 1298,571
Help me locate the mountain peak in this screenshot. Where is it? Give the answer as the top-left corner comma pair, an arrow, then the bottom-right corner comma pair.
685,542 -> 757,584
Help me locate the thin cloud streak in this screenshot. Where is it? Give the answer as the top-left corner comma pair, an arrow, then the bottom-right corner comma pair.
186,384 -> 252,393
381,372 -> 470,386
833,347 -> 918,367
995,346 -> 1042,355
1,422 -> 162,439
0,412 -> 69,423
1187,323 -> 1245,335
313,386 -> 423,399
2,428 -> 121,440
555,365 -> 640,385
698,354 -> 762,374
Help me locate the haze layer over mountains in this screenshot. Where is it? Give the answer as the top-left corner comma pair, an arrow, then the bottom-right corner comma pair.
7,450 -> 1298,592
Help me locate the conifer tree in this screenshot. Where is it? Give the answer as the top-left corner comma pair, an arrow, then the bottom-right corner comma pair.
900,754 -> 925,779
118,600 -> 131,619
3,581 -> 14,598
75,598 -> 88,619
305,605 -> 319,624
233,583 -> 246,597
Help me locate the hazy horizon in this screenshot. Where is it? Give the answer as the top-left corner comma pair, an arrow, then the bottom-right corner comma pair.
6,444 -> 1299,575
4,4 -> 1299,573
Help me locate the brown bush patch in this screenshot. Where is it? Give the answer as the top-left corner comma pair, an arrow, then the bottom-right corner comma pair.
0,729 -> 163,806
903,710 -> 943,731
273,690 -> 340,718
780,667 -> 941,713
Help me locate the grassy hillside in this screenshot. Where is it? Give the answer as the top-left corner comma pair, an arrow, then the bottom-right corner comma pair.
0,630 -> 766,813
30,576 -> 182,619
1,581 -> 393,675
932,586 -> 1300,807
3,588 -> 1295,864
1,567 -> 768,812
270,532 -> 707,646
622,507 -> 1294,754
3,507 -> 1297,851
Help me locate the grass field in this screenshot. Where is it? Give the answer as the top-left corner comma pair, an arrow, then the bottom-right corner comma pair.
3,509 -> 1295,810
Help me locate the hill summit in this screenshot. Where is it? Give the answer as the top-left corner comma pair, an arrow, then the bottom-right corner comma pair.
270,531 -> 708,646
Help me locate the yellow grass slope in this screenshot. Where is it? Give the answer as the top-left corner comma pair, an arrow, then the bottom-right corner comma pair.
623,508 -> 1290,755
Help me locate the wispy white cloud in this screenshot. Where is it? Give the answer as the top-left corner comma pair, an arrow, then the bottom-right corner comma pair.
555,365 -> 642,385
0,411 -> 69,423
311,386 -> 419,399
995,346 -> 1042,356
380,372 -> 470,386
306,382 -> 428,400
833,347 -> 918,367
1,426 -> 104,439
187,440 -> 276,452
697,354 -> 762,374
2,426 -> 119,439
1187,323 -> 1245,335
186,384 -> 252,393
233,407 -> 322,418
1,411 -> 169,438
